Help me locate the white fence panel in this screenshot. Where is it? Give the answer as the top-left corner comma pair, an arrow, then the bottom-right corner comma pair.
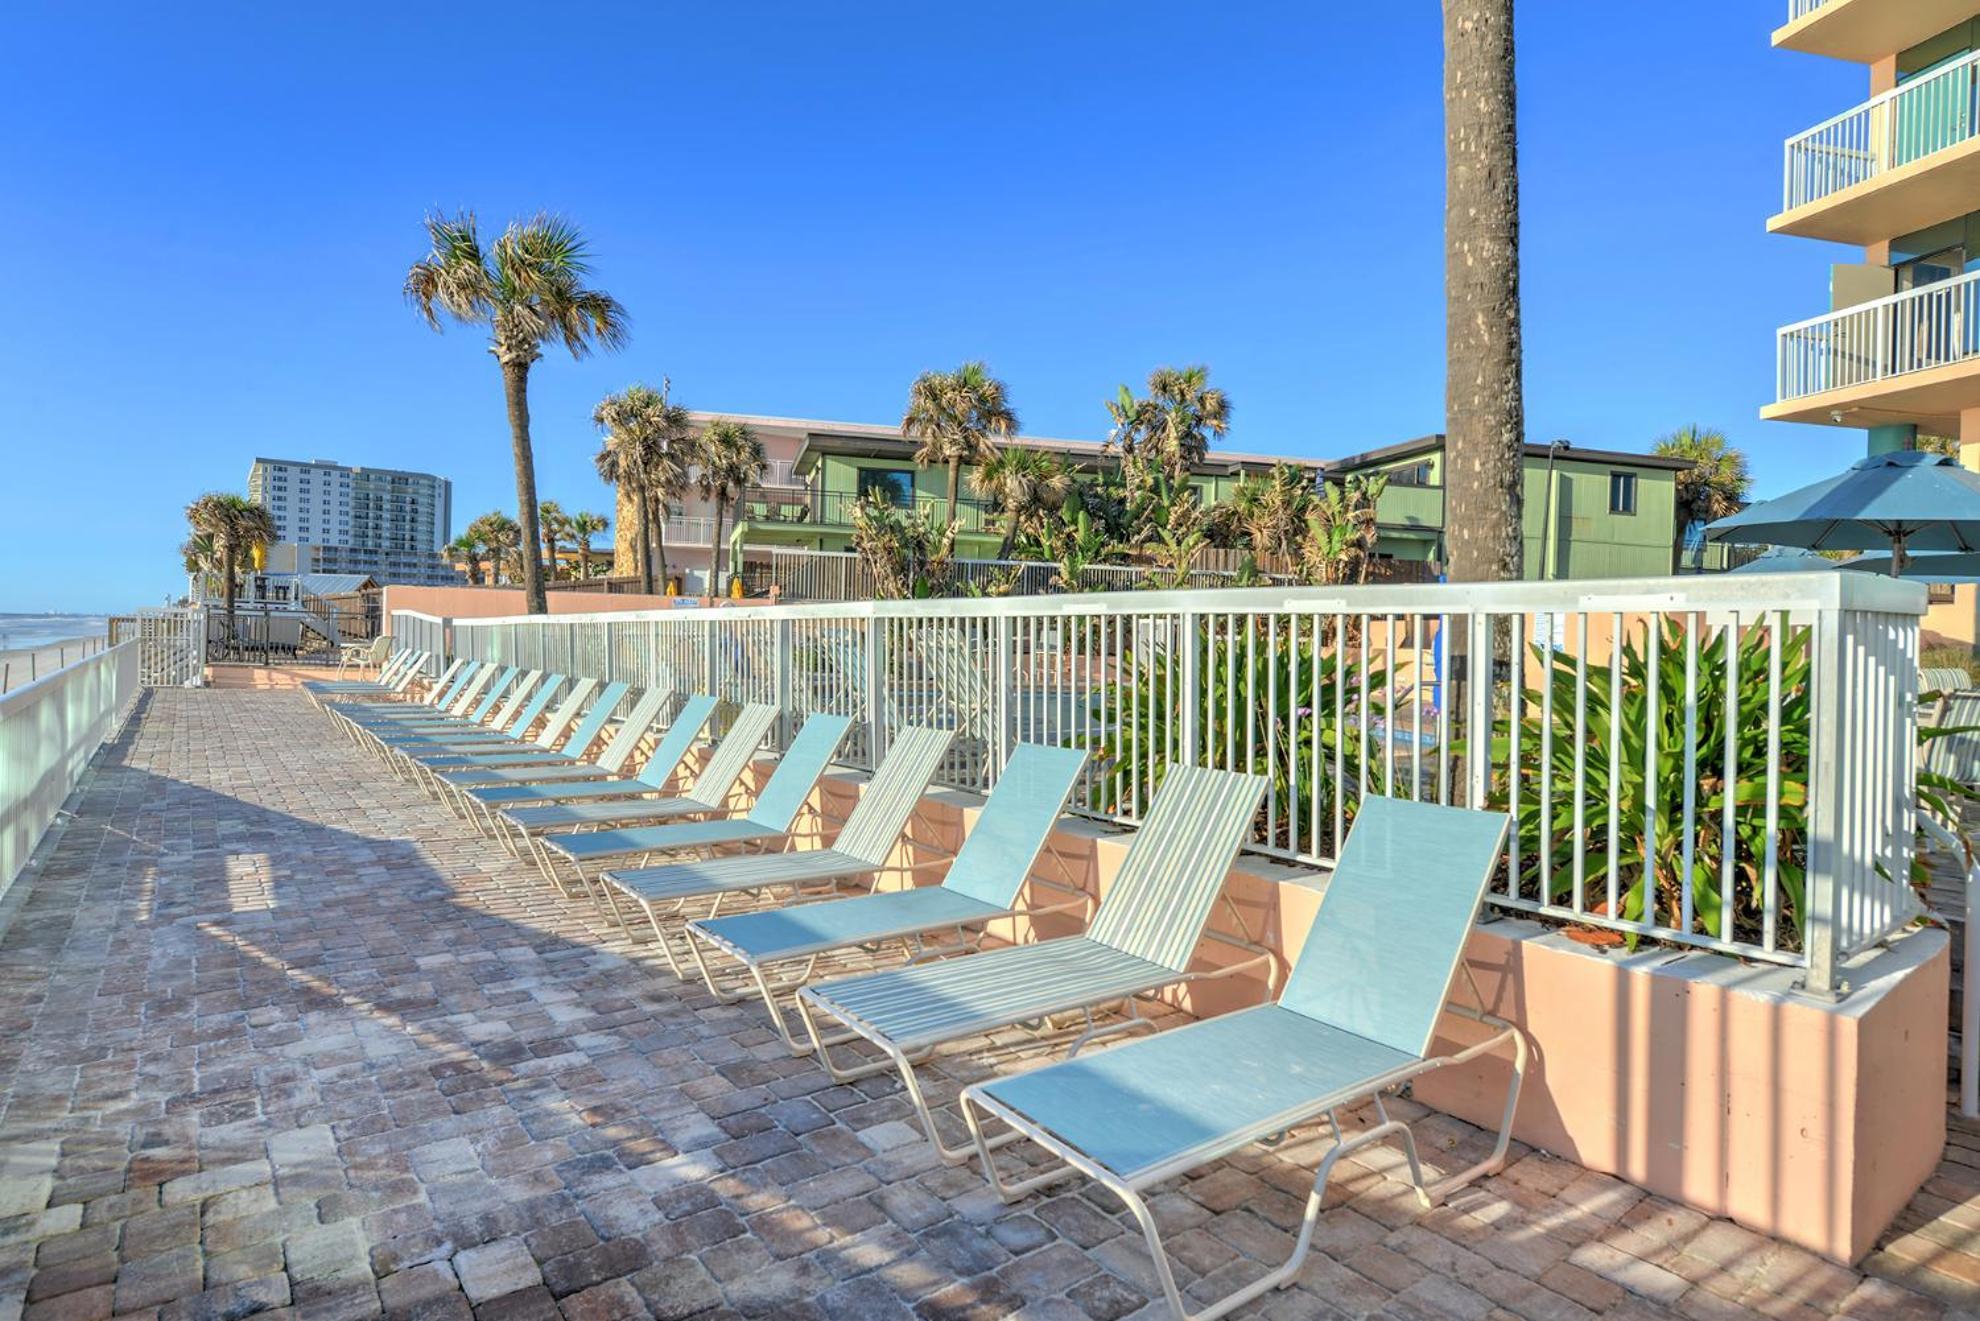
0,642 -> 139,893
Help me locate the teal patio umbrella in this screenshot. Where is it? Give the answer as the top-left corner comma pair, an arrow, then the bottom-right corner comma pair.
1708,450 -> 1980,576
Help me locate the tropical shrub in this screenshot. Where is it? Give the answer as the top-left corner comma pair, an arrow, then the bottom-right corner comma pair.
1081,618 -> 1395,855
1480,618 -> 1810,948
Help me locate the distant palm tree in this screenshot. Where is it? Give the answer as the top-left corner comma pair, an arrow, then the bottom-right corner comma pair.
969,447 -> 1072,558
466,512 -> 522,586
594,384 -> 689,594
185,493 -> 277,640
1215,463 -> 1316,567
446,532 -> 488,585
902,362 -> 1020,527
1653,425 -> 1751,529
697,419 -> 766,594
1107,366 -> 1231,482
1442,0 -> 1524,582
405,211 -> 629,615
569,511 -> 609,580
181,533 -> 220,601
538,500 -> 571,581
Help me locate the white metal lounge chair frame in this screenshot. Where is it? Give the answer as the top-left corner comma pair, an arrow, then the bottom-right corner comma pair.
588,724 -> 949,971
682,745 -> 1094,1052
955,802 -> 1528,1321
791,766 -> 1276,1166
500,701 -> 777,881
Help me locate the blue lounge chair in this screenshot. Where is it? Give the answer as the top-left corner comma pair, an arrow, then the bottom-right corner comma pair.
686,744 -> 1088,1051
793,765 -> 1267,1166
958,797 -> 1523,1321
303,649 -> 424,707
500,702 -> 781,877
519,712 -> 854,900
589,724 -> 955,973
428,683 -> 663,816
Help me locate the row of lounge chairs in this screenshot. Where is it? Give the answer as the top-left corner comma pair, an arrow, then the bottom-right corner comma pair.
303,654 -> 1529,1321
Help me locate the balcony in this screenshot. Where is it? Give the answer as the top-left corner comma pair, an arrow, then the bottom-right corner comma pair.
1773,47 -> 1980,243
1773,0 -> 1980,64
1766,267 -> 1980,429
735,487 -> 1003,537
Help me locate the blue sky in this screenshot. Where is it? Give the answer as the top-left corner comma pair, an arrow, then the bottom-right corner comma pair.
0,2 -> 1870,612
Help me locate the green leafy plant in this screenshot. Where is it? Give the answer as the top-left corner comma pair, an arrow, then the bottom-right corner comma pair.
1482,619 -> 1812,949
1083,620 -> 1395,854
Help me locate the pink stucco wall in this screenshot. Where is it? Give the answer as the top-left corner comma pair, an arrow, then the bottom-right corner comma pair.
817,783 -> 1946,1265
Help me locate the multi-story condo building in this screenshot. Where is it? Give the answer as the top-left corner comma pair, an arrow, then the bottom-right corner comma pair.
609,413 -> 1326,593
1764,0 -> 1980,638
246,457 -> 461,586
1323,437 -> 1694,579
606,413 -> 1692,591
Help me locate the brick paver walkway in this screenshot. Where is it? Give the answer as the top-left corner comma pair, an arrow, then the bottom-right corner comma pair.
0,688 -> 1972,1320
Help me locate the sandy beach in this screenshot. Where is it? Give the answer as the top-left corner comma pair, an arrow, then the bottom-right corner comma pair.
0,633 -> 110,693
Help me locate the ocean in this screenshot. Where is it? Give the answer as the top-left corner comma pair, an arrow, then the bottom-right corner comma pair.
0,613 -> 110,653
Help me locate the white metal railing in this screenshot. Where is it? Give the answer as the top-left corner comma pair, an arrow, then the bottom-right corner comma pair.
0,642 -> 139,892
1784,48 -> 1980,210
389,611 -> 448,678
393,573 -> 1928,992
1785,0 -> 1831,20
660,515 -> 718,546
109,607 -> 206,686
1777,267 -> 1980,401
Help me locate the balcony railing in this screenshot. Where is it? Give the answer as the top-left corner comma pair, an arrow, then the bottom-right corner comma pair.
398,570 -> 1927,995
1786,0 -> 1830,19
1777,267 -> 1980,401
736,488 -> 1003,535
1783,47 -> 1980,210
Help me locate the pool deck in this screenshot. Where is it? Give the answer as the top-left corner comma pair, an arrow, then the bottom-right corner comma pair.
0,687 -> 1975,1320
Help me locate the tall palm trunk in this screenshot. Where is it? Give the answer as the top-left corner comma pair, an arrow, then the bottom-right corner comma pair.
221,543 -> 238,640
543,530 -> 559,583
501,359 -> 550,614
578,542 -> 591,580
945,457 -> 960,528
649,492 -> 671,592
1442,0 -> 1524,584
710,494 -> 728,597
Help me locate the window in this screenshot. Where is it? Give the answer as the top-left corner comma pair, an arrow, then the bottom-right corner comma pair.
1608,471 -> 1637,516
857,468 -> 916,507
1391,461 -> 1434,487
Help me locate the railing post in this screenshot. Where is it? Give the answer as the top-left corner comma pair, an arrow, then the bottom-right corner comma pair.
704,617 -> 720,702
1178,608 -> 1201,768
1464,611 -> 1493,811
864,615 -> 888,767
992,616 -> 1014,779
1801,605 -> 1845,998
774,617 -> 794,749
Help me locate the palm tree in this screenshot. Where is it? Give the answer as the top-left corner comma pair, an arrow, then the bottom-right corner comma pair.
1653,425 -> 1751,551
1107,366 -> 1231,484
1214,463 -> 1316,567
902,362 -> 1020,527
594,384 -> 689,594
969,447 -> 1073,558
697,419 -> 767,594
446,532 -> 487,585
185,493 -> 277,640
405,211 -> 630,615
569,511 -> 609,579
466,512 -> 521,586
180,533 -> 220,602
538,500 -> 570,582
1442,0 -> 1524,583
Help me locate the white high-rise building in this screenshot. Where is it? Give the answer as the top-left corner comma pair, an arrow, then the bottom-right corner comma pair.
246,457 -> 460,585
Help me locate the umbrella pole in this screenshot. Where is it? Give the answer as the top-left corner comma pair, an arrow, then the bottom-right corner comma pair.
1891,531 -> 1907,578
